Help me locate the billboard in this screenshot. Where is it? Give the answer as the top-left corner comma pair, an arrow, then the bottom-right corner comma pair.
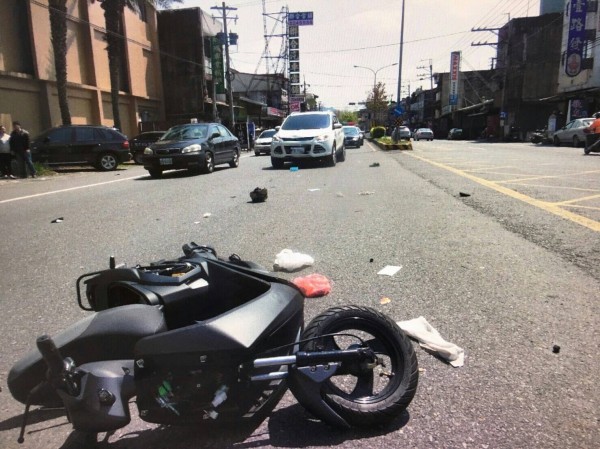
288,12 -> 313,26
565,0 -> 587,77
211,37 -> 225,94
449,51 -> 461,106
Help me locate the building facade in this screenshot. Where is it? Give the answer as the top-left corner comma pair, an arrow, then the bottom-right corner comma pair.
0,0 -> 164,138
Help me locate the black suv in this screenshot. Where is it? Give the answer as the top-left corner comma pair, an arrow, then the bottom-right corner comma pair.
143,123 -> 240,178
31,125 -> 131,171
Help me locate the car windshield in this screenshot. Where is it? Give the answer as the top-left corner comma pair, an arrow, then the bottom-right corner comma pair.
160,124 -> 208,141
343,127 -> 358,135
282,114 -> 331,130
259,130 -> 276,138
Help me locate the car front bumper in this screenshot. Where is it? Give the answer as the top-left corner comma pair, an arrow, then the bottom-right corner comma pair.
143,153 -> 205,171
254,143 -> 271,154
271,140 -> 333,159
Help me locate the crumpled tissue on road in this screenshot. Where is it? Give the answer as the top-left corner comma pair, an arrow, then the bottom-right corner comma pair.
397,316 -> 465,367
273,249 -> 314,272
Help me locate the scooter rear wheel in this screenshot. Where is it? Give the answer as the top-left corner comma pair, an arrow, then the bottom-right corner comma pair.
297,306 -> 418,427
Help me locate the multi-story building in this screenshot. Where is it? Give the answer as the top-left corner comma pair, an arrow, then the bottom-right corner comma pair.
0,0 -> 164,138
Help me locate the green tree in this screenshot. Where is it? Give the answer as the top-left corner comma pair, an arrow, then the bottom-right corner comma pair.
95,0 -> 181,131
337,110 -> 358,124
365,82 -> 389,126
49,0 -> 71,125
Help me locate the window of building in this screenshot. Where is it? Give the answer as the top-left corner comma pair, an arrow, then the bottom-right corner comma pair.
138,2 -> 148,23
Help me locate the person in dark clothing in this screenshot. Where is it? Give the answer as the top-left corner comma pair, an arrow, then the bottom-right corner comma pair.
9,121 -> 36,178
0,125 -> 15,178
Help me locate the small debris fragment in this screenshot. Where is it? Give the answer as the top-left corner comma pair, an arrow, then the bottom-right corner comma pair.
308,188 -> 320,192
358,191 -> 375,196
273,249 -> 314,272
369,162 -> 380,167
552,344 -> 560,354
418,368 -> 426,373
377,265 -> 402,276
250,187 -> 268,202
459,192 -> 471,197
336,192 -> 344,197
369,258 -> 374,263
380,297 -> 391,305
290,166 -> 299,172
194,221 -> 201,224
203,213 -> 212,218
51,217 -> 64,223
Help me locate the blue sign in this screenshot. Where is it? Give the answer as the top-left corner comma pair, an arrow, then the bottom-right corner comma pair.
565,0 -> 587,77
288,12 -> 313,26
449,94 -> 458,105
393,107 -> 404,117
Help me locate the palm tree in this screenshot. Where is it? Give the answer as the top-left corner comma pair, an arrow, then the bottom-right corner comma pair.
95,0 -> 181,131
49,0 -> 71,125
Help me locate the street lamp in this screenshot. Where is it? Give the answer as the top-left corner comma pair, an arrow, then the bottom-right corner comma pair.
353,63 -> 399,88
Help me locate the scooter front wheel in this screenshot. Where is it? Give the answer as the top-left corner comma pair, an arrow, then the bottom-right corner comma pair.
295,305 -> 418,427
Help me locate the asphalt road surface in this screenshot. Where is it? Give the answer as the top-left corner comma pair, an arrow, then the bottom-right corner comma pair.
0,139 -> 598,449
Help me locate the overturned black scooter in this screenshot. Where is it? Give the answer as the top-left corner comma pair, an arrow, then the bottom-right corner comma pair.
8,243 -> 419,445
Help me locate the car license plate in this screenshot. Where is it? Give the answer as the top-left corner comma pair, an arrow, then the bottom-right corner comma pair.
291,146 -> 304,154
159,158 -> 172,166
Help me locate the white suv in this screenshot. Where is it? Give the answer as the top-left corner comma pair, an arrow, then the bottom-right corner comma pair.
270,111 -> 345,168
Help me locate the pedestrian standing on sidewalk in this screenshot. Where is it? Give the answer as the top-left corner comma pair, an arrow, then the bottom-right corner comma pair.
0,125 -> 15,178
9,121 -> 36,178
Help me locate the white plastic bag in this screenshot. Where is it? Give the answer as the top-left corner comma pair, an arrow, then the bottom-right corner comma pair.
273,249 -> 314,272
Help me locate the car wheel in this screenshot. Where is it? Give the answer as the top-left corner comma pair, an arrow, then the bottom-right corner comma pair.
133,152 -> 144,164
229,149 -> 240,168
553,136 -> 560,147
97,152 -> 118,171
584,146 -> 591,155
255,150 -> 260,156
338,143 -> 346,162
148,168 -> 162,178
271,157 -> 284,169
204,151 -> 214,174
573,136 -> 580,147
328,145 -> 337,167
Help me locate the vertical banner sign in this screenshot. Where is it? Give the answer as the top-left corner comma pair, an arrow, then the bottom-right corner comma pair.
211,37 -> 225,94
449,51 -> 461,106
288,13 -> 313,100
565,0 -> 587,77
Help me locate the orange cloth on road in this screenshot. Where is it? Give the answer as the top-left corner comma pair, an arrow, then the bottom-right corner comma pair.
292,274 -> 332,298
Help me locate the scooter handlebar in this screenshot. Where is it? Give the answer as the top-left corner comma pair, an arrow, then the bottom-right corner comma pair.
36,335 -> 65,378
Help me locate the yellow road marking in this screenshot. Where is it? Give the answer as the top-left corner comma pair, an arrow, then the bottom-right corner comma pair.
562,204 -> 600,211
405,152 -> 600,232
463,165 -> 516,172
503,183 -> 600,193
496,169 -> 600,184
553,193 -> 600,206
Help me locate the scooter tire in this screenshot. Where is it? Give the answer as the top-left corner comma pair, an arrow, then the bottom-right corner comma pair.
298,305 -> 418,427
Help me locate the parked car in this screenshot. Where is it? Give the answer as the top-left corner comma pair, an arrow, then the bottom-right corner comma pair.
30,125 -> 131,171
270,111 -> 345,168
448,128 -> 463,140
130,131 -> 165,164
342,125 -> 362,148
254,129 -> 277,155
394,126 -> 412,140
414,128 -> 434,141
552,118 -> 593,147
143,123 -> 240,178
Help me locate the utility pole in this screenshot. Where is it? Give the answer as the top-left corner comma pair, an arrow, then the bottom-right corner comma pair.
396,0 -> 406,106
417,59 -> 433,90
211,2 -> 237,128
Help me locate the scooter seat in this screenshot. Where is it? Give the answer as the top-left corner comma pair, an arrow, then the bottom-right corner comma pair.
8,304 -> 167,405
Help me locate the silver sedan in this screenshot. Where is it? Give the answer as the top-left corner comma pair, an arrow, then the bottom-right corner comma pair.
552,118 -> 593,147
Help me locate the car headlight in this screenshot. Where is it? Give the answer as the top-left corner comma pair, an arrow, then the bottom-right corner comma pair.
144,147 -> 153,155
182,144 -> 201,153
272,134 -> 282,142
315,134 -> 330,142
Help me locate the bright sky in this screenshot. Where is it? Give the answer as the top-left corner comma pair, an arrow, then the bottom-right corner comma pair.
176,0 -> 543,110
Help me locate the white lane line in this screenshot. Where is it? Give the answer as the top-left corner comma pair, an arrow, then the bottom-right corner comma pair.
0,174 -> 145,205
